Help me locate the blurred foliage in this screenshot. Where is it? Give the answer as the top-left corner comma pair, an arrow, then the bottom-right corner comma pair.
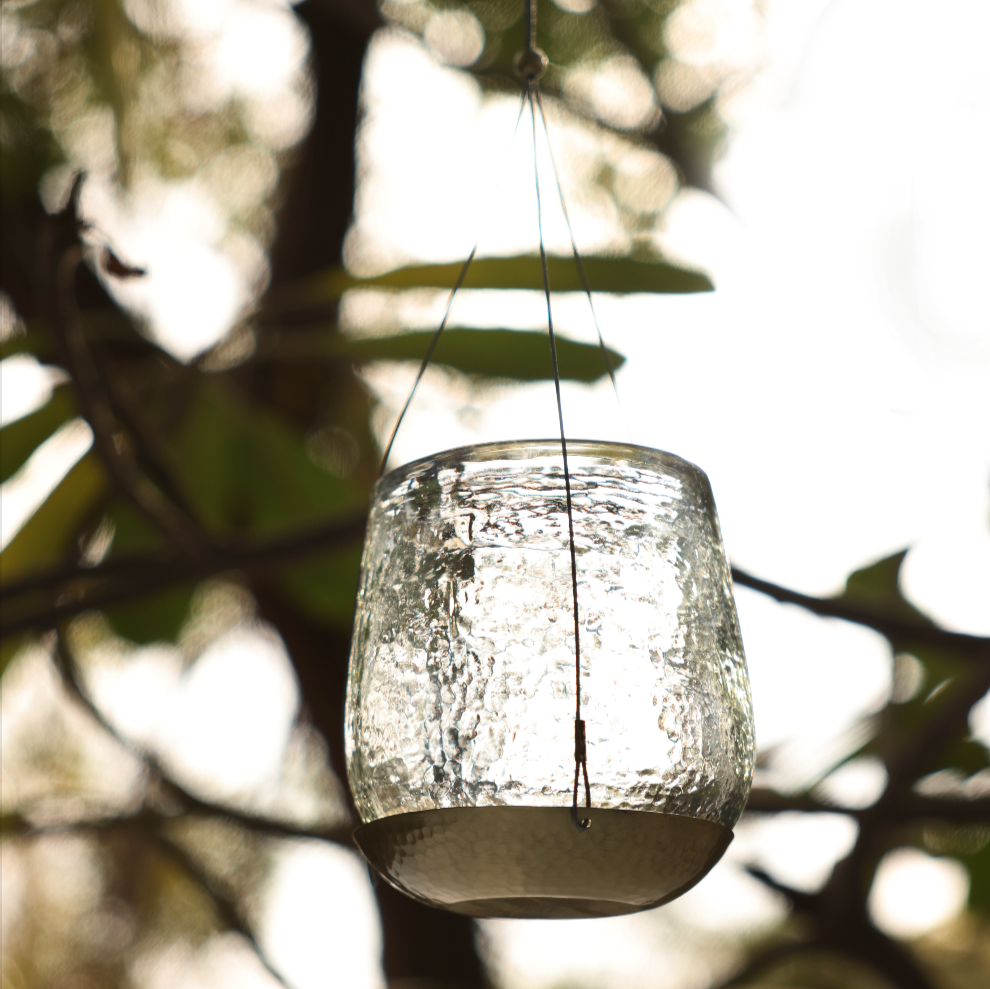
384,0 -> 760,191
1,2 -> 988,989
311,255 -> 714,298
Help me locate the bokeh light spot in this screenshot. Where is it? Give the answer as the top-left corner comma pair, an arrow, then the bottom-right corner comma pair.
869,848 -> 969,939
424,10 -> 485,67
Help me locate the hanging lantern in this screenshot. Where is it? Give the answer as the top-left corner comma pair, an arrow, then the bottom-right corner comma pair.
346,439 -> 754,918
344,1 -> 753,919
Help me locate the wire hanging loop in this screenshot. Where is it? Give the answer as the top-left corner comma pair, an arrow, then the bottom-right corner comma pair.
533,87 -> 631,442
514,48 -> 548,84
514,0 -> 548,83
524,67 -> 592,831
377,91 -> 529,477
572,718 -> 592,831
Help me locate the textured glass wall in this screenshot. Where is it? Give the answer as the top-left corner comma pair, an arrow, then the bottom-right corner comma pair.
346,441 -> 754,831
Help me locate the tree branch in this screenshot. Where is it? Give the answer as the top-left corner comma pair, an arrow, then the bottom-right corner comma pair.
5,802 -> 351,850
745,788 -> 854,815
7,526 -> 989,670
7,639 -> 351,987
745,787 -> 990,823
731,567 -> 990,659
1,513 -> 367,637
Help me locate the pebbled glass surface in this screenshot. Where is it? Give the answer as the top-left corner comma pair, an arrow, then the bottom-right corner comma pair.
346,441 -> 754,830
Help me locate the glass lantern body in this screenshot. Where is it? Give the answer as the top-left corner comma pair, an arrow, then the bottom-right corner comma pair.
345,440 -> 754,917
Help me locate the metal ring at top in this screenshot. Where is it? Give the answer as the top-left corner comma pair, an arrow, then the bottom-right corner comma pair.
514,47 -> 548,83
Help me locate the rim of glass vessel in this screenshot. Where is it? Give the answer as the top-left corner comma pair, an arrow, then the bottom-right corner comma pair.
376,439 -> 710,497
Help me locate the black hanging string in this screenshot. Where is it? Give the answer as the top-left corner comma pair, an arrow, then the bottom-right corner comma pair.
525,82 -> 592,832
377,244 -> 476,476
533,88 -> 631,442
524,0 -> 537,50
378,91 -> 529,477
380,0 -> 598,830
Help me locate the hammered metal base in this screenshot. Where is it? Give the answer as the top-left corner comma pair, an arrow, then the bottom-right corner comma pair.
354,806 -> 732,918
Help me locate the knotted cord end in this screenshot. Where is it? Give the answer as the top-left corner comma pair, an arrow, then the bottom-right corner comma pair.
572,718 -> 591,831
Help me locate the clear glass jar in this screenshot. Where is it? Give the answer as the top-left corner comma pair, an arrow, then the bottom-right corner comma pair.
345,440 -> 754,917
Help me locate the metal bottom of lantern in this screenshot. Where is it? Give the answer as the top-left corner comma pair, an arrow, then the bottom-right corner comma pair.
354,806 -> 733,919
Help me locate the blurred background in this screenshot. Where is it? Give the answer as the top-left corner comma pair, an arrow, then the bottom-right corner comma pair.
2,0 -> 989,987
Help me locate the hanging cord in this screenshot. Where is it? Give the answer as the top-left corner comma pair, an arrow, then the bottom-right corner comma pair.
533,88 -> 631,442
378,91 -> 529,476
526,81 -> 592,832
524,0 -> 537,51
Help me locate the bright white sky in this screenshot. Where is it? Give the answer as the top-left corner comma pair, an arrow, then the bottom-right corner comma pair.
2,1 -> 988,986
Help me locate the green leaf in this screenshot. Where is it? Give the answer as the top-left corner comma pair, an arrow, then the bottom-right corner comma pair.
1,634 -> 26,678
918,819 -> 990,915
171,380 -> 364,536
838,550 -> 931,625
309,254 -> 713,302
0,334 -> 31,361
1,386 -> 76,483
966,843 -> 990,914
0,89 -> 66,200
928,738 -> 990,778
859,670 -> 980,776
105,583 -> 197,645
836,550 -> 967,681
162,382 -> 369,632
341,328 -> 625,382
0,321 -> 56,362
278,544 -> 364,630
103,499 -> 166,556
0,453 -> 107,588
100,500 -> 196,644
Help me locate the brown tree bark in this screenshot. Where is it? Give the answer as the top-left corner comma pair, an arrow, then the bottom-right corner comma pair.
263,5 -> 487,981
269,0 -> 380,286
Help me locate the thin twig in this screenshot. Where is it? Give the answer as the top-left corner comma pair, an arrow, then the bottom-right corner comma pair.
89,343 -> 203,523
25,631 -> 348,988
3,810 -> 328,988
52,246 -> 203,552
152,830 -> 292,988
52,631 -> 353,846
6,804 -> 351,848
